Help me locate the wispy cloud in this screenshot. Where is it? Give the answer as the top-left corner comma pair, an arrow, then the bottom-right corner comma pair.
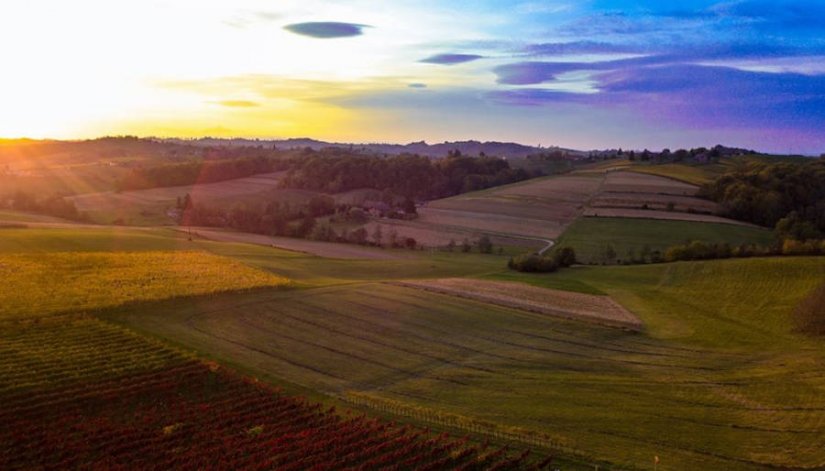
284,22 -> 369,38
419,54 -> 484,65
210,100 -> 260,108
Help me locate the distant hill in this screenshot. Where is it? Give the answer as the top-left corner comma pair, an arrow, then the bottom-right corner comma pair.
172,137 -> 585,159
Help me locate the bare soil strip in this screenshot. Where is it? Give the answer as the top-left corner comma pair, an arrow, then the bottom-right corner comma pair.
183,227 -> 411,260
582,208 -> 754,226
392,278 -> 642,330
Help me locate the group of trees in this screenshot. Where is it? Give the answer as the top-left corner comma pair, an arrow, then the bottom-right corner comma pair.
179,195 -> 425,250
445,235 -> 499,254
579,238 -> 825,266
279,151 -> 533,200
116,146 -> 536,204
701,159 -> 825,238
1,191 -> 86,222
587,145 -> 752,163
508,247 -> 576,273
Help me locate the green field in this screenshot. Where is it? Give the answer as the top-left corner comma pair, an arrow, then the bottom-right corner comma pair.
0,250 -> 289,319
4,218 -> 825,470
109,256 -> 825,471
626,163 -> 723,185
555,217 -> 775,264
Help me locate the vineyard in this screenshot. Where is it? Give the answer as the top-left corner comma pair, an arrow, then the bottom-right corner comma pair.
0,317 -> 538,470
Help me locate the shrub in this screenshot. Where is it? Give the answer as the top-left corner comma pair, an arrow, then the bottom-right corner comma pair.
508,253 -> 559,273
552,247 -> 577,267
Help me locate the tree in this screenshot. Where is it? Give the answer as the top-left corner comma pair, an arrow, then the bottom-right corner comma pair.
371,224 -> 383,247
446,239 -> 456,252
404,237 -> 417,250
553,247 -> 576,267
461,238 -> 472,253
308,195 -> 335,217
296,215 -> 316,238
388,227 -> 399,248
602,244 -> 617,264
402,198 -> 417,215
477,235 -> 493,254
182,193 -> 193,211
349,227 -> 368,245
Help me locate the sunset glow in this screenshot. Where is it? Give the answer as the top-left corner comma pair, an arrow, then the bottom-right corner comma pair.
2,0 -> 825,153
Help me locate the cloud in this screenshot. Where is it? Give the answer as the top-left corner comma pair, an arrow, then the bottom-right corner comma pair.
520,41 -> 641,56
493,55 -> 667,85
488,64 -> 825,133
710,0 -> 825,29
223,10 -> 282,29
210,100 -> 260,108
408,83 -> 428,88
283,22 -> 369,39
419,54 -> 484,65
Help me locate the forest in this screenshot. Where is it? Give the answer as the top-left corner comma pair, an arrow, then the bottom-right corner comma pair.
278,150 -> 533,200
701,158 -> 825,239
117,155 -> 290,191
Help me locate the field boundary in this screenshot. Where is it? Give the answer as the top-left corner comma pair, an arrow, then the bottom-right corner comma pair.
339,391 -> 583,456
390,280 -> 642,331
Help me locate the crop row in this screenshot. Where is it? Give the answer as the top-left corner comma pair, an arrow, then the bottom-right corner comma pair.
0,360 -> 537,470
0,317 -> 186,396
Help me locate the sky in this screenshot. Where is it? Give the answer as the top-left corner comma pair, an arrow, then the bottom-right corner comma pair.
1,0 -> 824,154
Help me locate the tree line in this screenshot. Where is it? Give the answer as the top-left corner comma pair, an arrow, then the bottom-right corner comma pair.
278,150 -> 533,200
508,247 -> 577,273
114,147 -> 535,201
1,191 -> 87,222
117,155 -> 290,191
701,158 -> 825,239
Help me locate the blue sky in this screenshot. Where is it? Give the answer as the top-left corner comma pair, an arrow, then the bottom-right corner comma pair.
1,0 -> 824,153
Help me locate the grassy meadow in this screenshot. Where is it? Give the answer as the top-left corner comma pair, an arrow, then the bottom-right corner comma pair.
111,255 -> 825,471
0,250 -> 290,318
3,203 -> 825,470
555,217 -> 775,264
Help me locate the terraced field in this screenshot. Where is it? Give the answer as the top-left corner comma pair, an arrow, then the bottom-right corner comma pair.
112,257 -> 825,471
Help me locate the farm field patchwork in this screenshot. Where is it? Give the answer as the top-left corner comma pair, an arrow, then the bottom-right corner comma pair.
111,257 -> 825,471
0,250 -> 290,318
414,208 -> 562,241
555,217 -> 774,263
584,171 -> 742,224
186,226 -> 413,260
599,171 -> 699,196
67,171 -> 285,224
421,174 -> 604,240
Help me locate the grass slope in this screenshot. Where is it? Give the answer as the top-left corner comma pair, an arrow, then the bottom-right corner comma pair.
111,257 -> 825,471
556,217 -> 774,264
0,251 -> 289,318
626,163 -> 723,185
